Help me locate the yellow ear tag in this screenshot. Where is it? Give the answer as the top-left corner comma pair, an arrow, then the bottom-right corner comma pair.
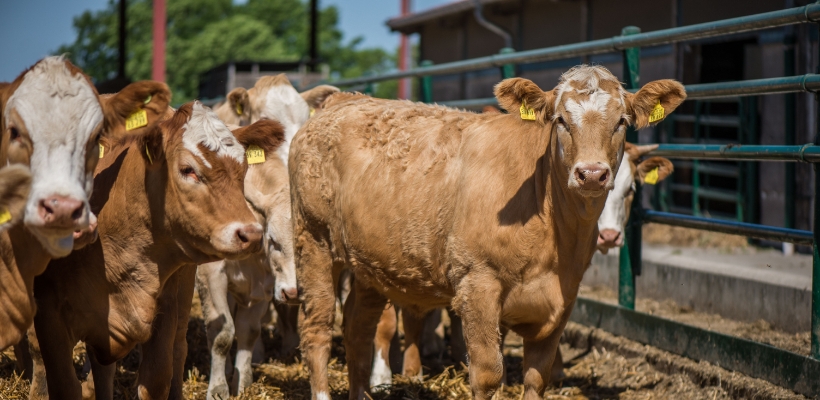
644,167 -> 659,185
99,144 -> 105,159
236,103 -> 243,116
648,101 -> 665,123
310,108 -> 316,117
246,145 -> 265,165
125,109 -> 148,131
519,100 -> 536,121
0,208 -> 11,225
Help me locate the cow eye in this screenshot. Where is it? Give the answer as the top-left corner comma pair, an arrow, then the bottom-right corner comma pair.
615,118 -> 626,131
9,127 -> 19,141
556,116 -> 569,131
180,166 -> 200,183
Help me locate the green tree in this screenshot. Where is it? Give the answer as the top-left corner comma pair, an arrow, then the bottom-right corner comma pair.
57,0 -> 396,103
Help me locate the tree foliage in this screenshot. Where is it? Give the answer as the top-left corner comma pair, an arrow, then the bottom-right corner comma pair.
57,0 -> 396,103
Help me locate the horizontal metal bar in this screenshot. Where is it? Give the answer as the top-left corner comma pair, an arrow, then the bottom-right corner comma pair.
439,74 -> 820,109
326,4 -> 820,87
667,184 -> 739,202
570,298 -> 820,397
672,114 -> 740,127
650,144 -> 820,162
643,210 -> 814,245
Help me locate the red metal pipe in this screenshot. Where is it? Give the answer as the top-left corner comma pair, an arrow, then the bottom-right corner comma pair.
398,0 -> 410,99
152,0 -> 166,82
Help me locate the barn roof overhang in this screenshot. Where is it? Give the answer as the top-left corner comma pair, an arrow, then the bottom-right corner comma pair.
386,0 -> 508,34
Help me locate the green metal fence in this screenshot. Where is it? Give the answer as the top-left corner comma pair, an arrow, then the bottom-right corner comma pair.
316,3 -> 820,396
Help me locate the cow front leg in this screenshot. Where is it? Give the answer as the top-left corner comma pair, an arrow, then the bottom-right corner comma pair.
86,346 -> 115,400
169,265 -> 196,400
343,278 -> 388,399
520,325 -> 564,400
26,325 -> 49,400
234,298 -> 268,394
295,231 -> 337,400
197,263 -> 234,400
32,305 -> 82,399
400,308 -> 425,381
137,273 -> 180,400
370,303 -> 396,388
454,277 -> 504,400
274,302 -> 300,360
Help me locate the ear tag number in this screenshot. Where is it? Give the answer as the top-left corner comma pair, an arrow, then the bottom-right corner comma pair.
519,100 -> 536,121
0,208 -> 11,224
246,145 -> 265,164
236,103 -> 243,116
125,109 -> 148,131
99,144 -> 105,159
644,167 -> 659,185
648,101 -> 665,123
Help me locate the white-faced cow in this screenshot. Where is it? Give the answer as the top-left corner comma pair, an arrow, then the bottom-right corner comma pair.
0,56 -> 171,350
27,103 -> 284,399
290,65 -> 685,400
213,74 -> 338,164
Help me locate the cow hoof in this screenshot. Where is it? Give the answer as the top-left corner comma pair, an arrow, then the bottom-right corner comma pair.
207,383 -> 230,400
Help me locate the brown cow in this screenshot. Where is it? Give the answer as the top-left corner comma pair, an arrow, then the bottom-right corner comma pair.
0,56 -> 171,349
28,102 -> 285,399
290,65 -> 685,399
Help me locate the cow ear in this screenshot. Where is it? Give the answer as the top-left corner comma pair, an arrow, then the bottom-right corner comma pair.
493,78 -> 553,121
0,165 -> 31,231
636,156 -> 674,185
101,80 -> 171,138
626,80 -> 686,129
232,119 -> 286,161
301,85 -> 340,110
227,87 -> 250,118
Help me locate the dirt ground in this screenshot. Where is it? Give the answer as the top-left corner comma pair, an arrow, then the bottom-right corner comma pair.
0,289 -> 805,400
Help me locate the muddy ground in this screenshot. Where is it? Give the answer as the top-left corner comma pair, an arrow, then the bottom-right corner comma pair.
0,291 -> 805,400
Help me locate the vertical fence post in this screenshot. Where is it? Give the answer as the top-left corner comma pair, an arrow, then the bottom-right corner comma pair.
619,26 -> 641,310
420,60 -> 434,104
813,24 -> 820,360
499,47 -> 516,80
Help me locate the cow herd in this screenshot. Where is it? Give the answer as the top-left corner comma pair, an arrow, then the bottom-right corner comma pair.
0,56 -> 684,400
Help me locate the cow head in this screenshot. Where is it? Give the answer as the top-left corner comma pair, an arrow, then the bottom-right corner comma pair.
243,156 -> 297,304
597,143 -> 674,253
494,65 -> 685,198
142,101 -> 284,261
213,74 -> 338,163
0,56 -> 170,256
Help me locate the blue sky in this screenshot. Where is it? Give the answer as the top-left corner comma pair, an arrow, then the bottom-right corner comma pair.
0,0 -> 453,82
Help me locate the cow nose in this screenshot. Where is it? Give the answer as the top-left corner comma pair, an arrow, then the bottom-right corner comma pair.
38,195 -> 85,228
599,229 -> 622,246
235,224 -> 262,249
573,164 -> 610,191
281,287 -> 299,304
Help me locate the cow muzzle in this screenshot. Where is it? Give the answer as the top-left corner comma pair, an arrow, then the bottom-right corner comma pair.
212,222 -> 263,258
25,194 -> 90,257
596,228 -> 623,252
571,162 -> 612,196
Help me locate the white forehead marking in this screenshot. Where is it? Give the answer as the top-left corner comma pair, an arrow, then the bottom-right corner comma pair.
182,102 -> 246,168
564,90 -> 612,128
554,65 -> 625,113
260,84 -> 310,165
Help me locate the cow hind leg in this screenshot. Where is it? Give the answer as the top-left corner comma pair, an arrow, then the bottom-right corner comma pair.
370,303 -> 396,389
169,266 -> 197,400
234,299 -> 268,395
86,346 -> 115,400
295,230 -> 336,400
401,308 -> 425,381
274,302 -> 300,361
198,266 -> 234,400
343,278 -> 388,399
